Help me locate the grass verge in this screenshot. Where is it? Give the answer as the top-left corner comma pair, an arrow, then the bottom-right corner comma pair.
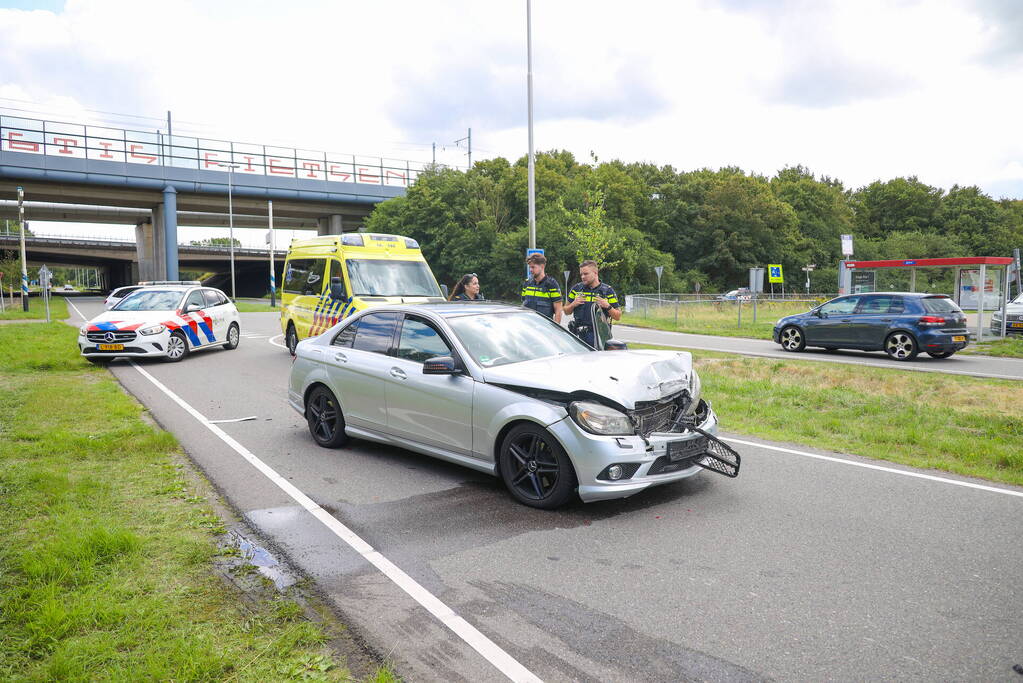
621,300 -> 813,340
235,302 -> 280,313
962,336 -> 1023,358
0,296 -> 68,321
0,323 -> 393,681
630,343 -> 1023,486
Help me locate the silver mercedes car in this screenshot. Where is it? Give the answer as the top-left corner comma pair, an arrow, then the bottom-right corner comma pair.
288,303 -> 740,509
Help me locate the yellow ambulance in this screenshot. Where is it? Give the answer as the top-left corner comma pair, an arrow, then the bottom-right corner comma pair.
280,233 -> 445,354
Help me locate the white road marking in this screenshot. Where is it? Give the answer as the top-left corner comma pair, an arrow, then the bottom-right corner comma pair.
67,299 -> 88,321
722,436 -> 1023,499
268,333 -> 288,349
208,416 -> 258,424
127,361 -> 542,683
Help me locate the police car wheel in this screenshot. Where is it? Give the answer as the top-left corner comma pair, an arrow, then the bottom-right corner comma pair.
499,423 -> 577,509
286,324 -> 298,356
225,323 -> 240,350
306,385 -> 348,448
165,331 -> 189,362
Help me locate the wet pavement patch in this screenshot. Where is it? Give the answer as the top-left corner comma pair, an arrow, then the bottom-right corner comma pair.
219,528 -> 299,590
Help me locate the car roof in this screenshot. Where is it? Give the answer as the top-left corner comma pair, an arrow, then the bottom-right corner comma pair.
350,301 -> 524,318
844,292 -> 951,298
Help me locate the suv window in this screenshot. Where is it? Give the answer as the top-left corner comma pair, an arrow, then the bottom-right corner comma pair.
351,313 -> 399,355
397,317 -> 451,363
332,320 -> 359,348
283,259 -> 327,295
819,296 -> 860,315
184,290 -> 206,311
921,296 -> 961,314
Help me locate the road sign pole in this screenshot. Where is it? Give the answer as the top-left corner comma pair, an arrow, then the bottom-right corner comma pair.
17,186 -> 29,312
267,200 -> 276,308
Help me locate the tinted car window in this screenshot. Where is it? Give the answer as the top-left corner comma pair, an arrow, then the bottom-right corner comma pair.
332,320 -> 359,348
202,289 -> 222,307
448,311 -> 590,368
921,297 -> 962,314
352,313 -> 399,355
397,318 -> 451,363
858,295 -> 898,314
284,259 -> 326,295
184,290 -> 206,310
113,286 -> 141,298
819,296 -> 860,315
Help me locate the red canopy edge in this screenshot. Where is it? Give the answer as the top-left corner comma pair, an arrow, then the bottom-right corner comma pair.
844,257 -> 1014,269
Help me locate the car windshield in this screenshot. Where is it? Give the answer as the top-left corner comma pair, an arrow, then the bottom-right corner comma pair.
921,296 -> 962,314
113,289 -> 183,311
346,259 -> 441,297
447,311 -> 591,368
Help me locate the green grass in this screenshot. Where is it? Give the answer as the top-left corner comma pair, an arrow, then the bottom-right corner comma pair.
235,302 -> 280,313
962,336 -> 1023,358
631,343 -> 1023,486
622,300 -> 815,340
0,323 -> 388,681
0,295 -> 68,320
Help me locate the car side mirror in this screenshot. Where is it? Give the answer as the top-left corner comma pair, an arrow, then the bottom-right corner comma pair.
604,339 -> 628,351
185,303 -> 202,313
423,355 -> 459,375
440,283 -> 449,299
329,277 -> 347,301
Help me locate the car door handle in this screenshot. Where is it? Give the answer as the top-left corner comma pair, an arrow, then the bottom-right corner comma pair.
389,367 -> 407,379
333,352 -> 348,363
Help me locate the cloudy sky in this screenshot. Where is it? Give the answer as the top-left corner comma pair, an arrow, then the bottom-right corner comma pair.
2,0 -> 1022,245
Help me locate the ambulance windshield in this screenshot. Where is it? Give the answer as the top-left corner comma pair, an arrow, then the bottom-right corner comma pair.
346,259 -> 442,298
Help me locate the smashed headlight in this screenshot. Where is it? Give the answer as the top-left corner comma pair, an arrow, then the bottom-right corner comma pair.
685,370 -> 702,414
570,401 -> 634,436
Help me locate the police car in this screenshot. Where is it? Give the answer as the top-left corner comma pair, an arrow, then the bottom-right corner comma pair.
78,282 -> 241,363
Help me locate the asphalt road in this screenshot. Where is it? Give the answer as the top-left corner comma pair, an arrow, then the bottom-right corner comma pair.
613,325 -> 1023,381
70,298 -> 1023,681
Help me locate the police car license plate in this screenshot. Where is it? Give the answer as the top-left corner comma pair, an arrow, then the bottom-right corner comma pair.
98,344 -> 124,351
668,437 -> 707,461
951,335 -> 966,342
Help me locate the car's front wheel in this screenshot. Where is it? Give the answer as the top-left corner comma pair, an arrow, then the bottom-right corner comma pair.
225,323 -> 240,350
286,323 -> 299,356
779,325 -> 806,352
885,332 -> 919,361
165,331 -> 189,362
306,385 -> 348,448
499,423 -> 577,509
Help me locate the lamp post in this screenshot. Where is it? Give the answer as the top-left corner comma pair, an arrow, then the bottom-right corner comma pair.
526,0 -> 536,250
17,186 -> 28,311
267,200 -> 276,307
226,164 -> 240,299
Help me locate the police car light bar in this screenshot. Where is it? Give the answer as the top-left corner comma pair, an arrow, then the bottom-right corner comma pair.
137,280 -> 202,286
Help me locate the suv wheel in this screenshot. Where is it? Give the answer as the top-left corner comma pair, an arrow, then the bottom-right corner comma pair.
286,324 -> 299,356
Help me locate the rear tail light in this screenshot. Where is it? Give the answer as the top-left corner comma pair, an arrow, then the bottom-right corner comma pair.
919,315 -> 946,325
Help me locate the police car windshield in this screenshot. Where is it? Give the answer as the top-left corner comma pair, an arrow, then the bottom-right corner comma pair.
113,290 -> 184,311
346,259 -> 441,297
448,311 -> 590,368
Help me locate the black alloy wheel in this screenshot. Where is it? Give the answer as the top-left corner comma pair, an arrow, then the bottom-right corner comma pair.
286,324 -> 299,356
165,331 -> 189,362
927,350 -> 955,359
779,325 -> 806,352
306,386 -> 348,448
499,423 -> 576,509
225,323 -> 240,350
884,331 -> 919,361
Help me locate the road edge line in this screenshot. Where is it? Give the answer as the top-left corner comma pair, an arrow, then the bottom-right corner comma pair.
127,360 -> 542,683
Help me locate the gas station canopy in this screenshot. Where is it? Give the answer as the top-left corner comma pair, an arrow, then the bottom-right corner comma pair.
844,257 -> 1013,269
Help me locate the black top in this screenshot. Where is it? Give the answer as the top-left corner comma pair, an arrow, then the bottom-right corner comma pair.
568,281 -> 620,324
451,292 -> 485,301
521,275 -> 562,318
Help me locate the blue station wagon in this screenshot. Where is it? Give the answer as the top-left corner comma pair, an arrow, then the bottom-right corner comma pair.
773,293 -> 969,360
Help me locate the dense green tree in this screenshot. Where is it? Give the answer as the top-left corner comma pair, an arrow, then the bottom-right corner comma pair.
770,165 -> 853,268
850,176 -> 943,237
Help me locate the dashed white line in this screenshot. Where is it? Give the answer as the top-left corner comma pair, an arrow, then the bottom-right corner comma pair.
127,361 -> 542,683
722,436 -> 1023,499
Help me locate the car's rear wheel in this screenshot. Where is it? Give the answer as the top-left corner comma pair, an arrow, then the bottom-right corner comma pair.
499,423 -> 576,509
884,332 -> 919,361
225,323 -> 240,350
286,323 -> 299,356
927,350 -> 955,359
306,385 -> 348,448
779,326 -> 806,352
165,331 -> 189,362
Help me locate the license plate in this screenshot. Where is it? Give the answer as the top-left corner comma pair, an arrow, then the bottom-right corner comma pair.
97,344 -> 124,351
951,336 -> 966,342
1011,323 -> 1023,329
667,437 -> 707,461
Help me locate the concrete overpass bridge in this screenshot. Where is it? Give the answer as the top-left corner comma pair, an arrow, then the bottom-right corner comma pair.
0,110 -> 433,286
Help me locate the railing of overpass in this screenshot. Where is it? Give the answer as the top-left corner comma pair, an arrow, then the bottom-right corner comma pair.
0,230 -> 287,254
1,112 -> 457,188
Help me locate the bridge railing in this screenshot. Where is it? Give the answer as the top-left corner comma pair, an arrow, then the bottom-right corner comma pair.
0,230 -> 287,254
1,111 -> 456,189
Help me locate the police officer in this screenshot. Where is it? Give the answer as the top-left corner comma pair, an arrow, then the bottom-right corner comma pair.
564,260 -> 621,348
521,253 -> 563,322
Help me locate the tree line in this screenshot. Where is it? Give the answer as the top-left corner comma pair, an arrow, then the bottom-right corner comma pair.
364,151 -> 1023,300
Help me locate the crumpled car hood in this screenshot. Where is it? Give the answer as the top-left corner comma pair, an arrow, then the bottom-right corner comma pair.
481,350 -> 694,409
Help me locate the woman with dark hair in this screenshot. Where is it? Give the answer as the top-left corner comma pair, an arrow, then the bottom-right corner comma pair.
449,273 -> 485,301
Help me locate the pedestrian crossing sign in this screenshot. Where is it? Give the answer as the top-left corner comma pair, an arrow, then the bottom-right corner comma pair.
768,264 -> 784,283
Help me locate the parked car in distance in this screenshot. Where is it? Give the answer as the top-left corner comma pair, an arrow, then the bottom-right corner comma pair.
773,292 -> 969,360
62,284 -> 74,291
719,288 -> 752,301
990,291 -> 1023,335
289,303 -> 741,509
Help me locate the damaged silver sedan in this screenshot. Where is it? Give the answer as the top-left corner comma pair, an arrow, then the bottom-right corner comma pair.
288,303 -> 740,509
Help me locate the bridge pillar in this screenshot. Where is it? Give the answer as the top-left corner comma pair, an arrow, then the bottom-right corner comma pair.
317,214 -> 344,235
162,186 -> 179,280
135,217 -> 167,282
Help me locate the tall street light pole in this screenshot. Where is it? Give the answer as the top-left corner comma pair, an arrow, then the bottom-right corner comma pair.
267,200 -> 276,308
17,186 -> 28,311
526,0 -> 536,250
226,164 -> 239,299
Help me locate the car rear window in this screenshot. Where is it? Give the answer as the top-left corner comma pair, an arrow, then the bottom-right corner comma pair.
351,312 -> 399,354
921,297 -> 961,314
